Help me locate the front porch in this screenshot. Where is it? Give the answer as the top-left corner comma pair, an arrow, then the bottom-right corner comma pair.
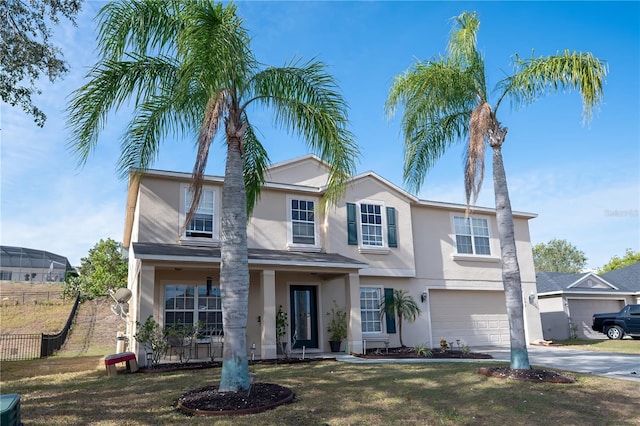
128,243 -> 367,367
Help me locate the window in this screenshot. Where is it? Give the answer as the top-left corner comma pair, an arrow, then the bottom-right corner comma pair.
0,271 -> 11,280
453,216 -> 491,255
360,203 -> 383,247
360,287 -> 382,333
164,282 -> 222,334
185,188 -> 215,239
347,202 -> 397,250
291,199 -> 315,245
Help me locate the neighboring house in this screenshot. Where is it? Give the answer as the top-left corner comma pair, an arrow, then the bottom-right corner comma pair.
536,262 -> 640,340
0,246 -> 73,283
122,155 -> 543,364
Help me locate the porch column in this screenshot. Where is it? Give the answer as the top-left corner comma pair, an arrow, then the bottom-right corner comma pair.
135,264 -> 155,365
345,272 -> 363,354
260,269 -> 277,359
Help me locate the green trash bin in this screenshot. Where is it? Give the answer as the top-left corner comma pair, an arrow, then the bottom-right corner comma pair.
0,393 -> 22,426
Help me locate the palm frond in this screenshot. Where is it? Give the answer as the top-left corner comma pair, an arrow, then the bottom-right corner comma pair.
66,54 -> 180,167
247,59 -> 359,208
465,102 -> 491,211
386,58 -> 477,193
96,0 -> 181,61
447,11 -> 487,101
179,92 -> 228,238
497,50 -> 607,122
178,1 -> 255,92
241,115 -> 270,217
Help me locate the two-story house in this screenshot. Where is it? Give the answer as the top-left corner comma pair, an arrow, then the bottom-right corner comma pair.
122,155 -> 543,364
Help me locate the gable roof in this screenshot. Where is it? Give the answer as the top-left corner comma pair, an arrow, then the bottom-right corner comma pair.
537,263 -> 640,295
600,261 -> 640,290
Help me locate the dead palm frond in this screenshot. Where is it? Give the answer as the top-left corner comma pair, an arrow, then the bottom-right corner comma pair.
465,102 -> 491,212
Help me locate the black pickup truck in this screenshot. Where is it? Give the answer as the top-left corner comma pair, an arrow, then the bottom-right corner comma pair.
591,304 -> 640,339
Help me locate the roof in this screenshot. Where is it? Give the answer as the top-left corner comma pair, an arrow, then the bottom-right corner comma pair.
132,242 -> 367,270
600,261 -> 640,290
537,262 -> 640,295
0,246 -> 73,270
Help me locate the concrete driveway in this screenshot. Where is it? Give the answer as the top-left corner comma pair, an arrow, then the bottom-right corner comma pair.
336,345 -> 640,382
477,345 -> 640,383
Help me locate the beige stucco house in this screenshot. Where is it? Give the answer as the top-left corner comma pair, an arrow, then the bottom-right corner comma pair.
122,155 -> 543,364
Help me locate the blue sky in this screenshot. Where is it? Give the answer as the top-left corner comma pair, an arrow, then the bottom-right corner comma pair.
1,1 -> 638,269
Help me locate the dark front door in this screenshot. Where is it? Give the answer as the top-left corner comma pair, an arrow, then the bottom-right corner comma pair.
290,285 -> 318,349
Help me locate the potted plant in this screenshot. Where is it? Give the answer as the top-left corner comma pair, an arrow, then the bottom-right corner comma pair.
326,301 -> 347,352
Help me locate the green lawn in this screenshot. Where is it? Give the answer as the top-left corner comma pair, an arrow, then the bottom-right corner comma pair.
1,358 -> 638,425
552,338 -> 640,354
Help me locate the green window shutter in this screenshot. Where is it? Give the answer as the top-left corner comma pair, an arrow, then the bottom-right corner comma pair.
384,288 -> 396,334
347,203 -> 358,245
386,207 -> 397,248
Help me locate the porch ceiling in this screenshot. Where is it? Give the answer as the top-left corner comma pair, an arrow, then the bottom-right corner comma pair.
132,242 -> 367,272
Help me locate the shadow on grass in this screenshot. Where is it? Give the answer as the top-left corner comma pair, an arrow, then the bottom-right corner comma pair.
2,360 -> 639,425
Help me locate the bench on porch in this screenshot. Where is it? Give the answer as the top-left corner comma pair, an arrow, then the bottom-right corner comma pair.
362,336 -> 389,354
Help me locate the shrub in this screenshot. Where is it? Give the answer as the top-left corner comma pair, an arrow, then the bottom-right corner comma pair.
134,316 -> 169,367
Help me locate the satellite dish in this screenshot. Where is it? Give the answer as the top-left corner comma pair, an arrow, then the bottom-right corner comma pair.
113,288 -> 132,303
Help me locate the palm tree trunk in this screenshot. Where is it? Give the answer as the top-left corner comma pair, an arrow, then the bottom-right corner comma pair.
398,317 -> 404,347
218,130 -> 251,392
489,126 -> 531,370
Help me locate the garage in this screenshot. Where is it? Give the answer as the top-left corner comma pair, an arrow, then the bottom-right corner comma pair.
430,290 -> 510,347
567,299 -> 625,339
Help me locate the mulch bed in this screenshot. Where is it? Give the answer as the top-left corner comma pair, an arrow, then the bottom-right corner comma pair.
140,357 -> 335,373
177,383 -> 294,416
478,366 -> 576,383
356,346 -> 493,359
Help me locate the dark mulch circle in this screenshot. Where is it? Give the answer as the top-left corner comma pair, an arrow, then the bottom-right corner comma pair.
478,366 -> 576,383
177,382 -> 294,416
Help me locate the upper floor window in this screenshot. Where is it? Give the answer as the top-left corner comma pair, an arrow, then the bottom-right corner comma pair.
291,199 -> 315,245
347,202 -> 397,251
184,188 -> 215,239
453,216 -> 491,255
360,203 -> 383,247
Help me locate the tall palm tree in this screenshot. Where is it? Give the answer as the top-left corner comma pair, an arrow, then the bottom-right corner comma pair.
67,0 -> 358,392
386,11 -> 606,369
380,289 -> 421,347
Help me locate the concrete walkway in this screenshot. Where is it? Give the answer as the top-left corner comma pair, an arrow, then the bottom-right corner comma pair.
333,345 -> 640,383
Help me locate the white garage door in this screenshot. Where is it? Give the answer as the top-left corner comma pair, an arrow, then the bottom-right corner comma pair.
567,299 -> 625,339
430,290 -> 510,347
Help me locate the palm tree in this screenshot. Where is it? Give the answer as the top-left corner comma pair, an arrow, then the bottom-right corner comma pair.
380,289 -> 421,347
67,0 -> 358,392
386,11 -> 606,369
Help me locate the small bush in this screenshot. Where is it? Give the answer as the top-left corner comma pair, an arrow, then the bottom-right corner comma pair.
414,343 -> 432,357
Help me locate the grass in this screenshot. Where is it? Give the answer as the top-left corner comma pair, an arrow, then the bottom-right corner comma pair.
1,358 -> 639,425
0,300 -> 74,334
553,338 -> 640,354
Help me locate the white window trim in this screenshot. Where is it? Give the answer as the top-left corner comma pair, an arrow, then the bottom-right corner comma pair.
179,184 -> 220,246
449,213 -> 500,261
360,286 -> 387,336
357,200 -> 390,254
286,195 -> 322,252
161,280 -> 223,332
